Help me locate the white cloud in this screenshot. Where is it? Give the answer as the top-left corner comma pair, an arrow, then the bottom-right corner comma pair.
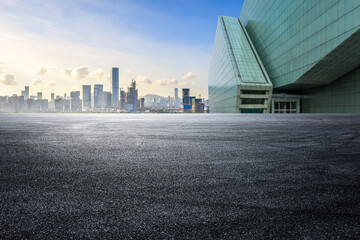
153,78 -> 178,86
0,74 -> 17,86
178,81 -> 194,86
32,79 -> 56,87
0,61 -> 5,74
89,68 -> 109,82
36,67 -> 47,75
32,79 -> 46,86
62,68 -> 72,77
47,81 -> 56,87
135,75 -> 152,84
182,72 -> 198,79
89,68 -> 104,79
61,66 -> 89,79
35,66 -> 59,75
48,66 -> 58,71
71,66 -> 89,79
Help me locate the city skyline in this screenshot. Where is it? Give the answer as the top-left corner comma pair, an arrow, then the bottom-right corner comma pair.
0,0 -> 244,99
0,80 -> 206,113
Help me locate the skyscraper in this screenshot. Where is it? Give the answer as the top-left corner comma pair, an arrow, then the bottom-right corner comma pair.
103,91 -> 112,109
110,67 -> 119,108
82,85 -> 91,111
70,91 -> 82,112
209,0 -> 360,113
182,88 -> 192,113
120,89 -> 126,110
125,80 -> 138,112
174,88 -> 178,108
37,92 -> 42,100
140,98 -> 145,112
24,86 -> 29,100
50,93 -> 55,110
94,84 -> 103,109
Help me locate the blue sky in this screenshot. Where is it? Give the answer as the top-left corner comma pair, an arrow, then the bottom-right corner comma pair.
0,0 -> 244,98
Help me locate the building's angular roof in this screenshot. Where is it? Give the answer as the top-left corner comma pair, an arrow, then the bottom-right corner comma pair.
220,16 -> 272,87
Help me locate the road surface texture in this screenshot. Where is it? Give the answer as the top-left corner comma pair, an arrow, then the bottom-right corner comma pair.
0,113 -> 360,239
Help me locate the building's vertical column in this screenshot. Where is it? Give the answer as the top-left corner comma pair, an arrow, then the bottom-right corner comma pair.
296,99 -> 300,113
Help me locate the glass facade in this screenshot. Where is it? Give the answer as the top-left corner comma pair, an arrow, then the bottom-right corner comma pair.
94,84 -> 103,109
209,0 -> 360,113
208,16 -> 272,113
111,67 -> 119,108
303,66 -> 360,113
82,85 -> 91,111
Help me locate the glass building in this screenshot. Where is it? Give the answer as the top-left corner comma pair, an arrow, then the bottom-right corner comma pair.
209,0 -> 360,113
94,84 -> 103,109
110,67 -> 119,108
82,85 -> 91,111
70,91 -> 82,112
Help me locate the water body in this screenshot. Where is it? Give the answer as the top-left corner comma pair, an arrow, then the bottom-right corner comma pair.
0,113 -> 359,239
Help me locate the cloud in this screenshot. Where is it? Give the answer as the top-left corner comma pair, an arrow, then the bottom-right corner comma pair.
32,79 -> 56,87
178,81 -> 194,86
89,68 -> 110,82
0,74 -> 17,86
0,61 -> 4,74
47,81 -> 56,87
61,66 -> 108,81
135,75 -> 152,84
154,78 -> 178,86
48,66 -> 58,71
62,68 -> 72,77
36,67 -> 47,75
182,72 -> 198,79
32,79 -> 45,86
36,66 -> 58,75
89,68 -> 104,79
62,66 -> 89,79
72,66 -> 89,79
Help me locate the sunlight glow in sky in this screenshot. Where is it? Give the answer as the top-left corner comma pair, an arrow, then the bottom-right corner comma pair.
0,0 -> 243,99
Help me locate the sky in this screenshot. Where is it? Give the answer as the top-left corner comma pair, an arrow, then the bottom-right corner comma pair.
0,0 -> 244,99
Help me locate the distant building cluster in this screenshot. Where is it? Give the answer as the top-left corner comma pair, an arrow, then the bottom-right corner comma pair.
0,67 -> 208,113
182,88 -> 205,113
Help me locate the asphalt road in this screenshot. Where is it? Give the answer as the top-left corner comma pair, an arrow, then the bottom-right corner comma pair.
0,113 -> 360,239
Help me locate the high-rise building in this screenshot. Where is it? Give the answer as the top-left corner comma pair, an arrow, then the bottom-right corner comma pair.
140,98 -> 145,112
8,95 -> 25,112
50,93 -> 55,110
182,88 -> 192,113
55,96 -> 64,112
110,67 -> 119,108
37,92 -> 42,100
82,85 -> 91,111
131,80 -> 138,112
24,86 -> 29,100
192,98 -> 204,113
174,88 -> 178,108
125,80 -> 138,112
70,91 -> 82,112
94,84 -> 103,109
209,0 -> 360,113
120,89 -> 126,110
103,91 -> 112,109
